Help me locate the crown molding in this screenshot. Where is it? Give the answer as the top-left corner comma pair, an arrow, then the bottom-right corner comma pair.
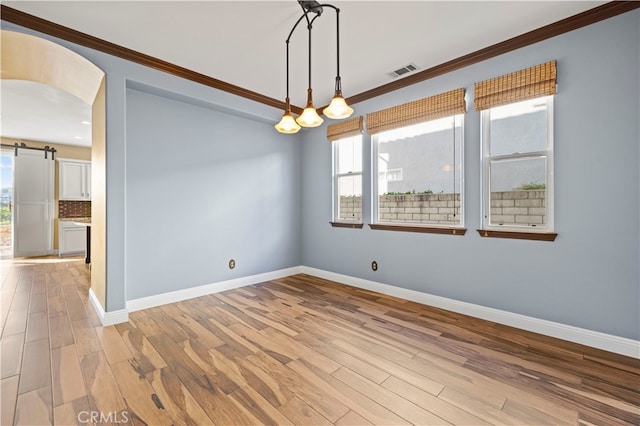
0,4 -> 293,112
2,2 -> 638,113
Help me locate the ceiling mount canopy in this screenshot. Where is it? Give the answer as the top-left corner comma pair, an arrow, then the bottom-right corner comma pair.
275,1 -> 353,134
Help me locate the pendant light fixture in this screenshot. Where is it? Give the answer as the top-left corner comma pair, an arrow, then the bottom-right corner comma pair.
296,17 -> 323,128
274,37 -> 301,133
323,7 -> 353,120
275,1 -> 353,134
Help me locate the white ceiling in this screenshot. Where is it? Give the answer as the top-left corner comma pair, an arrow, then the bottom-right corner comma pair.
1,80 -> 92,147
1,0 -> 606,146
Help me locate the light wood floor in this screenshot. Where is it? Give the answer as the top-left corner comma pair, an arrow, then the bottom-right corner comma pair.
1,257 -> 639,425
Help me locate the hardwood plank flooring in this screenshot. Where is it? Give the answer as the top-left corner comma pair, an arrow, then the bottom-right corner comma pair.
51,344 -> 86,407
1,256 -> 639,425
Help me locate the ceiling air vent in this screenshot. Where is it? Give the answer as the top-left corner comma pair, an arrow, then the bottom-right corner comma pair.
387,63 -> 420,79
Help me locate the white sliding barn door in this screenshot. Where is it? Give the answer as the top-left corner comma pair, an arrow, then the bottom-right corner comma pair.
14,149 -> 54,256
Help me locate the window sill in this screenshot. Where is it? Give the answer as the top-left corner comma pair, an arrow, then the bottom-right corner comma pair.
477,229 -> 557,241
369,224 -> 466,235
330,222 -> 364,229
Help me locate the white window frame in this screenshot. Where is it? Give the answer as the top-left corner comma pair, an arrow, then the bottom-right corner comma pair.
332,134 -> 363,223
371,115 -> 464,228
481,95 -> 554,232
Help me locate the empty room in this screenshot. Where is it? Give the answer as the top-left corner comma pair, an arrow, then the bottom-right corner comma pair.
1,1 -> 638,425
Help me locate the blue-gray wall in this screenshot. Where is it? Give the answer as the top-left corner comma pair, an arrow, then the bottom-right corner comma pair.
301,10 -> 640,340
125,87 -> 301,299
3,9 -> 638,340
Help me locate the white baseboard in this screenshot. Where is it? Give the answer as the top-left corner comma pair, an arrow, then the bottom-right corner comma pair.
300,266 -> 640,359
127,266 -> 303,313
89,264 -> 639,358
89,288 -> 129,326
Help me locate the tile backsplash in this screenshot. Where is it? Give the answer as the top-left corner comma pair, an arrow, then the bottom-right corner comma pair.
59,200 -> 91,218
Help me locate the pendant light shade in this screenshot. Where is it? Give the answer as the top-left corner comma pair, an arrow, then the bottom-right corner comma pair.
297,107 -> 324,127
296,89 -> 324,127
324,94 -> 353,119
324,77 -> 354,119
275,97 -> 301,134
275,113 -> 301,133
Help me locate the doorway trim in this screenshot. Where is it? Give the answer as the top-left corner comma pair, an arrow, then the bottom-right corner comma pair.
1,30 -> 109,314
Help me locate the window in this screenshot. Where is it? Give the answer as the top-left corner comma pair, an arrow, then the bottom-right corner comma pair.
482,96 -> 554,232
372,115 -> 464,228
332,134 -> 363,223
328,116 -> 364,227
476,61 -> 557,240
366,88 -> 466,234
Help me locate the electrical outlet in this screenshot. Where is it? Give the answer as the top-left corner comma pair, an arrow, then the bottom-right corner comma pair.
371,261 -> 378,271
229,259 -> 236,269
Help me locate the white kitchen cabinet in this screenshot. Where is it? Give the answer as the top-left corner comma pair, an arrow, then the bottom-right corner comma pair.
59,159 -> 91,200
58,220 -> 87,256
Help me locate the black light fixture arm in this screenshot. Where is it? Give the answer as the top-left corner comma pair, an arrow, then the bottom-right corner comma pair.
283,5 -> 320,100
286,3 -> 340,49
284,39 -> 290,107
286,3 -> 341,96
296,3 -> 344,99
286,5 -> 323,45
334,7 -> 342,94
285,4 -> 326,103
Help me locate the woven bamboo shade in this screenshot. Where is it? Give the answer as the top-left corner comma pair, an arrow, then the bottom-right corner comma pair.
474,61 -> 557,111
366,88 -> 466,135
326,116 -> 364,141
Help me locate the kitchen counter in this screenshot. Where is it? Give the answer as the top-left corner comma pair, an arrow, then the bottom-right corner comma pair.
59,217 -> 91,264
60,216 -> 91,224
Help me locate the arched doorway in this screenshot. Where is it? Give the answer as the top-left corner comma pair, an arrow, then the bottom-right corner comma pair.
1,30 -> 108,312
